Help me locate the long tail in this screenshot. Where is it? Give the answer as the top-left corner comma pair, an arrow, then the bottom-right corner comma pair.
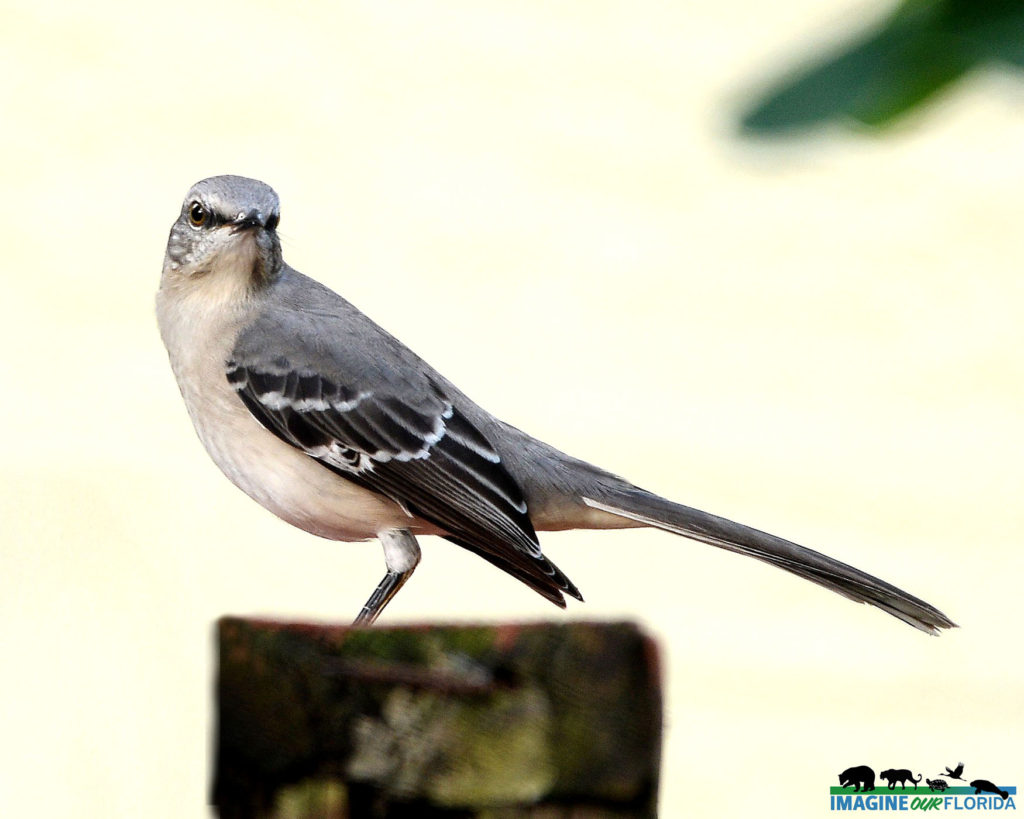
582,488 -> 955,635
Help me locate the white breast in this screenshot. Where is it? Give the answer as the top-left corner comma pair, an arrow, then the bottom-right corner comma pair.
155,284 -> 416,542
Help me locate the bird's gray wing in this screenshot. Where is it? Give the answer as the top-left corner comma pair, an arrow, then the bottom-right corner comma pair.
226,311 -> 581,606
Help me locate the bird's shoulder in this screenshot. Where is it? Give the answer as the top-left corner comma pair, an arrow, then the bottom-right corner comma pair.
231,267 -> 439,395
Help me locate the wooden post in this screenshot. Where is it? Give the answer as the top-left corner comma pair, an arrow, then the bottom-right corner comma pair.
214,618 -> 662,818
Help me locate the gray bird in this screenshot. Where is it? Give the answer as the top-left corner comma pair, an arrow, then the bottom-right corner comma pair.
156,175 -> 954,632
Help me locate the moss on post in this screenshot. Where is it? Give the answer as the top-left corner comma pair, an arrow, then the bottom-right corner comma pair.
214,619 -> 662,818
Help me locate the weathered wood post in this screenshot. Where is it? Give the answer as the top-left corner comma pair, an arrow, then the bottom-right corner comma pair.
214,618 -> 662,818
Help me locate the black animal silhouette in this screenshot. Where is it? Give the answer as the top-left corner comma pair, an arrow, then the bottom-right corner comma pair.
926,778 -> 948,792
880,769 -> 922,790
943,762 -> 966,781
970,780 -> 1008,800
839,765 -> 875,792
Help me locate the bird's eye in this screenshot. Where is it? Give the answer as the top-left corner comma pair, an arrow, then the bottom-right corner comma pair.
188,201 -> 208,228
266,212 -> 280,231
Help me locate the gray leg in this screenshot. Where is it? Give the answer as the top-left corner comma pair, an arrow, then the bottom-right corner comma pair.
353,529 -> 422,626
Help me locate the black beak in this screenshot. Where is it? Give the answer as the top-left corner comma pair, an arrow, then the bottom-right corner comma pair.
231,210 -> 264,234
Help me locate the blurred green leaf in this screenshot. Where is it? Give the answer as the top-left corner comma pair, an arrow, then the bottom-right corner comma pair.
740,0 -> 1024,134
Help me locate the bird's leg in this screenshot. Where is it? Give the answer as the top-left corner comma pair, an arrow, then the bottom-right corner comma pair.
353,528 -> 422,626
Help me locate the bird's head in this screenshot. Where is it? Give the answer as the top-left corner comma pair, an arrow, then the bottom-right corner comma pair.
162,175 -> 283,300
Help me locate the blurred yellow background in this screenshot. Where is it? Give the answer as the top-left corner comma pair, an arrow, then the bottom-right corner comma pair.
2,1 -> 1022,816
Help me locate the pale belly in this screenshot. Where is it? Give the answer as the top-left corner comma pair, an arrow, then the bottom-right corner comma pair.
158,294 -> 423,543
196,392 -> 420,541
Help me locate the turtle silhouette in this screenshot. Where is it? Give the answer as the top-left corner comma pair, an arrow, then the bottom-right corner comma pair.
970,780 -> 1008,800
942,762 -> 966,781
926,778 -> 948,792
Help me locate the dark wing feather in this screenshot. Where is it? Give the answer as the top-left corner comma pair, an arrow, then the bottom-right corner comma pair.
227,359 -> 581,605
443,534 -> 581,608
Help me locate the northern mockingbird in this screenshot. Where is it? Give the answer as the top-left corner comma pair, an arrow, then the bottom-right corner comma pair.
157,175 -> 954,633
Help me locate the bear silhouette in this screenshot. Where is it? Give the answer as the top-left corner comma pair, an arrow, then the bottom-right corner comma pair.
970,780 -> 1008,800
880,769 -> 921,790
839,765 -> 875,792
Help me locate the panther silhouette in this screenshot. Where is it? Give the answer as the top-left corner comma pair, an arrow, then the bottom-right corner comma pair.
880,769 -> 922,790
970,779 -> 1008,800
839,765 -> 875,792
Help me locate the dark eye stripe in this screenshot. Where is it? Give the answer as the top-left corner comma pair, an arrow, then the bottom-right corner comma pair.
186,201 -> 229,230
